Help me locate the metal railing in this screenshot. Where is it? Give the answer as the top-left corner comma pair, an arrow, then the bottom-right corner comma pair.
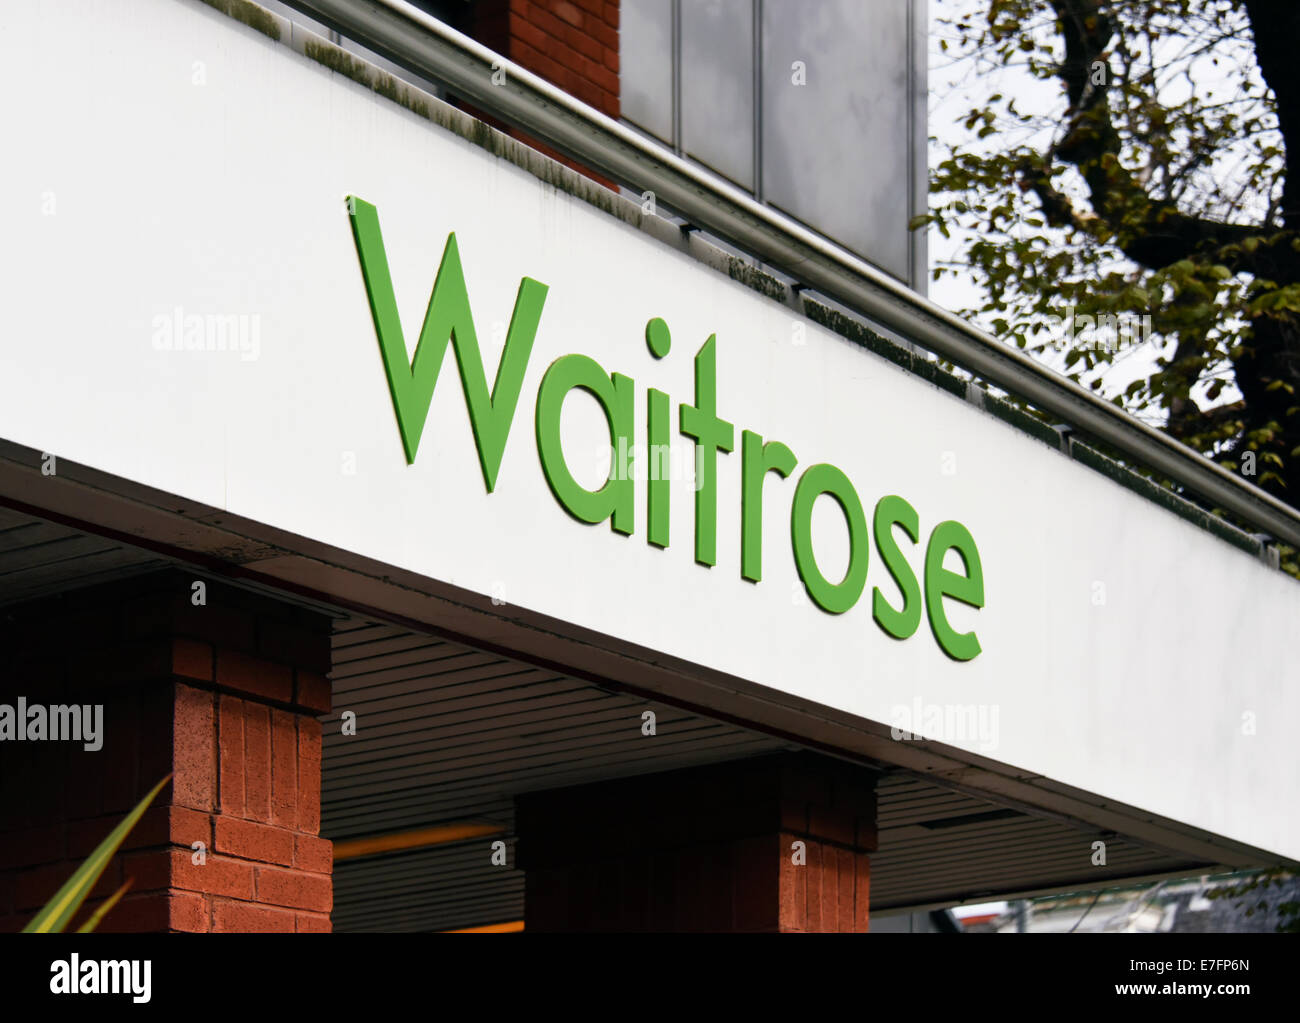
283,0 -> 1300,552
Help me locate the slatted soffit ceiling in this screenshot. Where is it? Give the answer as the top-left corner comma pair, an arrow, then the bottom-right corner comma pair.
326,621 -> 1206,932
0,507 -> 172,602
325,620 -> 796,932
0,509 -> 1207,931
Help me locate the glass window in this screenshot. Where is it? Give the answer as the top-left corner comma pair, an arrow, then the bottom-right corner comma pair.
761,0 -> 913,279
621,0 -> 676,145
682,0 -> 755,188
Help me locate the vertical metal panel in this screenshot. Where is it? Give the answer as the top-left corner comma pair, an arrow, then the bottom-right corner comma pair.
760,0 -> 913,279
620,0 -> 675,144
681,0 -> 755,188
910,0 -> 928,293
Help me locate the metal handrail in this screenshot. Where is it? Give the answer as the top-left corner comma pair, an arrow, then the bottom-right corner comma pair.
283,0 -> 1300,551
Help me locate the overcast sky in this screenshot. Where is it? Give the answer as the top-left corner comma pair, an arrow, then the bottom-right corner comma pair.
923,0 -> 1244,424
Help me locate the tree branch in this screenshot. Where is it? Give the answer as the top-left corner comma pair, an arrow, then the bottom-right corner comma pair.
1241,0 -> 1300,230
1036,0 -> 1280,270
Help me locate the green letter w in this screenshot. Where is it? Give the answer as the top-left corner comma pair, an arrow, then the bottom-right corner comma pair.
347,195 -> 548,490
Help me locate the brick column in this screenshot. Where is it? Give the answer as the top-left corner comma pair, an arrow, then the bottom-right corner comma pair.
516,752 -> 878,932
460,0 -> 620,186
0,570 -> 332,932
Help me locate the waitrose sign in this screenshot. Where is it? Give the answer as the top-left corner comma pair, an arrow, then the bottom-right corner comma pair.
4,0 -> 1296,861
348,197 -> 985,661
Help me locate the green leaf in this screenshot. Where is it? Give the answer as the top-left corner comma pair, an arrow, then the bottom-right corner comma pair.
76,880 -> 134,933
22,774 -> 171,933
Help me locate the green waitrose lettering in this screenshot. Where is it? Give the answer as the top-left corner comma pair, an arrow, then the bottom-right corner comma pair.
347,196 -> 984,661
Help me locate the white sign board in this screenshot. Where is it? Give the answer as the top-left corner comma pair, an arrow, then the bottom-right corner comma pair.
2,0 -> 1297,859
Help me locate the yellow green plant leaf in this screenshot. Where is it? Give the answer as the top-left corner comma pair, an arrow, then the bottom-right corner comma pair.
75,879 -> 134,933
23,773 -> 172,934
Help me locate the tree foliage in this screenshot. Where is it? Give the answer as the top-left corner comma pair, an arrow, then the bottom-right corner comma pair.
1207,868 -> 1300,932
927,0 -> 1300,555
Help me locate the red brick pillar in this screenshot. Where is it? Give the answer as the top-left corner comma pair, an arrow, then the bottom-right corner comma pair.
0,571 -> 332,932
516,753 -> 878,932
460,0 -> 620,186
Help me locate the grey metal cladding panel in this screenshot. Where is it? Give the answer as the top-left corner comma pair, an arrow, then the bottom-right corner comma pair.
681,0 -> 755,188
868,773 -> 1188,908
872,852 -> 1202,908
761,0 -> 912,279
334,840 -> 524,932
319,620 -> 794,843
0,512 -> 171,603
621,0 -> 675,144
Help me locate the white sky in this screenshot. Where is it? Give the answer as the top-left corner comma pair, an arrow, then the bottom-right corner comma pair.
923,0 -> 1253,424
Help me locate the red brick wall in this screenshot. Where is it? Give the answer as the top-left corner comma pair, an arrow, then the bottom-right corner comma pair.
517,753 -> 877,932
462,0 -> 620,184
480,0 -> 619,118
0,572 -> 332,933
776,833 -> 872,933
